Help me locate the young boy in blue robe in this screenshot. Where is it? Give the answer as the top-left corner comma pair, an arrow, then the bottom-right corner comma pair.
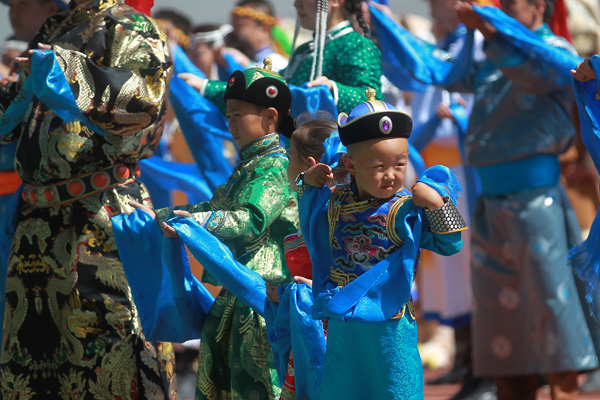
299,89 -> 468,399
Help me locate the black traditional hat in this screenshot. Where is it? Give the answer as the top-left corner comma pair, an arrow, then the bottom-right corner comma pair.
338,88 -> 413,146
224,57 -> 294,137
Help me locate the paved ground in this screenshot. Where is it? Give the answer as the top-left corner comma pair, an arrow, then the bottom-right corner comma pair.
423,368 -> 600,400
178,366 -> 600,399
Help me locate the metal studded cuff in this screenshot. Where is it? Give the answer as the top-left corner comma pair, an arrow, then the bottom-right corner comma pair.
425,197 -> 468,234
296,183 -> 308,199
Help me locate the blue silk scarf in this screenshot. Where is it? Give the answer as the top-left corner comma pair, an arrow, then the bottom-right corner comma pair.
570,55 -> 600,319
112,210 -> 215,342
0,50 -> 108,139
368,4 -> 581,91
166,216 -> 326,399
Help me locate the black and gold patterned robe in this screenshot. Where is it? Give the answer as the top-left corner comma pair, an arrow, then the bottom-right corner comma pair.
0,1 -> 175,398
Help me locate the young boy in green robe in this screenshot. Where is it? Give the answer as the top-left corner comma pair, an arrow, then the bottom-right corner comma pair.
135,58 -> 299,399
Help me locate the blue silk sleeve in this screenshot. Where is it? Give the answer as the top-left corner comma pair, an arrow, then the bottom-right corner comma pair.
569,55 -> 600,319
264,283 -> 326,399
167,216 -> 326,396
169,45 -> 235,195
112,210 -> 215,342
0,50 -> 107,139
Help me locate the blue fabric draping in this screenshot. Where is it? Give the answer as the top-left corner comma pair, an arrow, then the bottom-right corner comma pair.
112,210 -> 214,342
138,157 -> 213,207
369,4 -> 475,91
217,52 -> 247,81
474,6 -> 581,84
570,55 -> 600,319
368,4 -> 581,92
169,216 -> 267,315
169,45 -> 235,195
263,284 -> 326,399
0,50 -> 107,139
289,84 -> 338,119
166,216 -> 325,397
301,132 -> 461,323
409,103 -> 480,215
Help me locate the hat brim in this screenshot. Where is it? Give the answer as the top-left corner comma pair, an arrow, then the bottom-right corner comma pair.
339,111 -> 412,146
278,113 -> 295,138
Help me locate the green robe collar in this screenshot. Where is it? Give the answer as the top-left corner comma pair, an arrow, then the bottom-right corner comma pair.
239,133 -> 284,162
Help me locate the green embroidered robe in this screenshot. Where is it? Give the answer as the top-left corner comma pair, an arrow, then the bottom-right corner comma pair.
157,133 -> 298,400
204,20 -> 382,115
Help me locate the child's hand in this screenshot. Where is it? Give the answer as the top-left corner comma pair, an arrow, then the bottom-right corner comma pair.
129,200 -> 156,219
178,73 -> 206,92
172,209 -> 192,218
436,103 -> 455,121
411,182 -> 445,210
266,283 -> 280,303
571,58 -> 596,82
128,201 -> 181,238
294,276 -> 313,287
304,163 -> 334,187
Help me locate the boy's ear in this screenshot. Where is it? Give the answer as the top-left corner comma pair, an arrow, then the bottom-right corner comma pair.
264,107 -> 279,132
307,156 -> 317,167
342,155 -> 356,176
265,107 -> 279,121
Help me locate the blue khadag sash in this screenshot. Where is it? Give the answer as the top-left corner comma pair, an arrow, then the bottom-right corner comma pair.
569,55 -> 600,319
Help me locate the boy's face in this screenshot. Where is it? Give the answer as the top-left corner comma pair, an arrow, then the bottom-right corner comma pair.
226,99 -> 273,148
343,137 -> 409,200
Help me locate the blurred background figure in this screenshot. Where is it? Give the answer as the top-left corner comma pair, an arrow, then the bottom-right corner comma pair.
225,0 -> 289,70
1,0 -> 66,42
0,36 -> 26,78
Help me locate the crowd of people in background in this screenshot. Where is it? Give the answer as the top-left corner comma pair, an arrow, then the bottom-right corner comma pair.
1,0 -> 600,399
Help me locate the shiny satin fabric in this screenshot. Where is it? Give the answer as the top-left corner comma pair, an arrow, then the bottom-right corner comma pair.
0,50 -> 109,139
112,209 -> 215,342
264,283 -> 326,400
369,4 -> 476,92
167,216 -> 326,399
169,45 -> 235,200
301,132 -> 463,323
471,185 -> 599,375
570,55 -> 600,319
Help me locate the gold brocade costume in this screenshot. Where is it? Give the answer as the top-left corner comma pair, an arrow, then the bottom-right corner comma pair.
0,0 -> 175,398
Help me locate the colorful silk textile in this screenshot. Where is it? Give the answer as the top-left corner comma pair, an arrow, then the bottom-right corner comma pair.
369,4 -> 475,92
0,0 -> 176,397
300,132 -> 463,323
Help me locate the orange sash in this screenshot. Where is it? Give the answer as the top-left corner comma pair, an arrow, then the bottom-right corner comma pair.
0,170 -> 21,196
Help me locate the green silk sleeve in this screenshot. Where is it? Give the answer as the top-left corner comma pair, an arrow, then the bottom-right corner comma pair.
204,80 -> 228,115
333,35 -> 383,113
188,156 -> 292,241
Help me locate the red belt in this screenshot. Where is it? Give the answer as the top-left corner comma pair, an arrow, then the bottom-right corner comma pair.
22,163 -> 141,208
0,170 -> 22,196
